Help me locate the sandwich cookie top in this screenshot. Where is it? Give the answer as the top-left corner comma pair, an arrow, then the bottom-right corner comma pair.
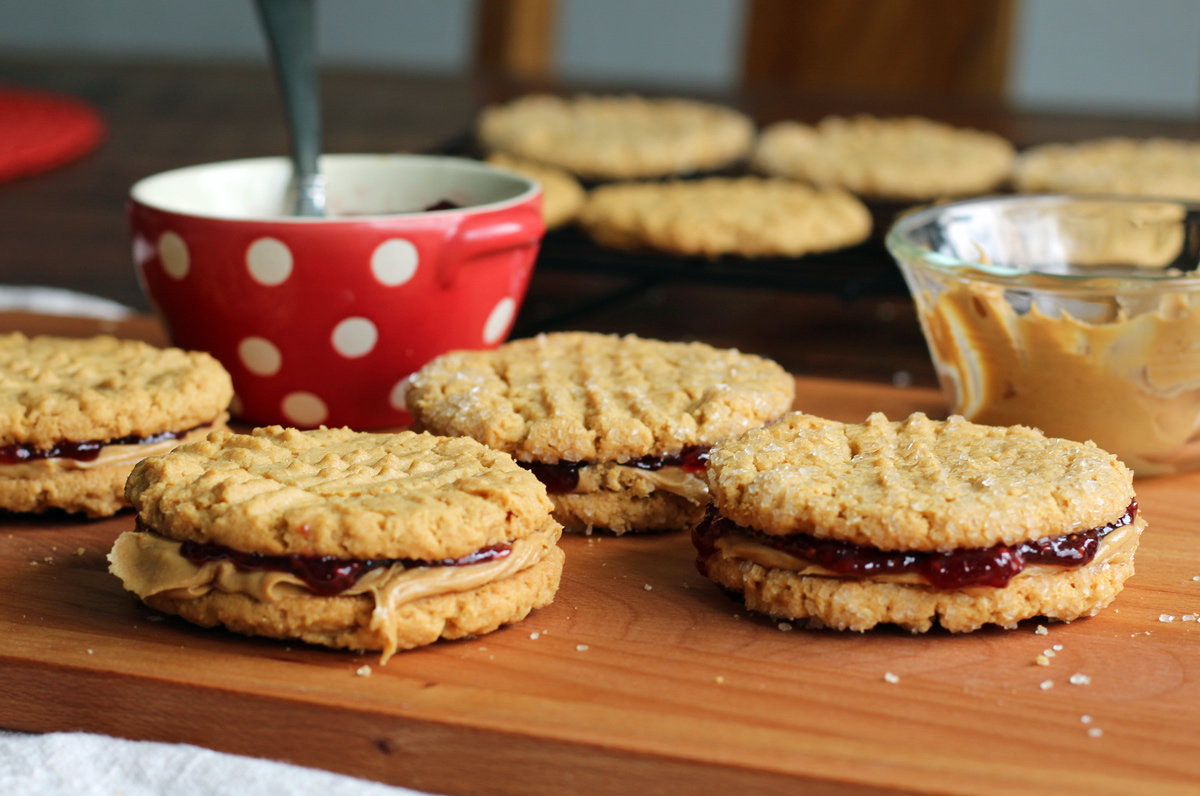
0,332 -> 231,448
126,426 -> 557,562
406,332 -> 796,465
707,412 -> 1135,553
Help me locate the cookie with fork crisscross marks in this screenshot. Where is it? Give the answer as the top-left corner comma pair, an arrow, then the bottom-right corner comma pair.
405,332 -> 795,533
111,425 -> 564,659
694,411 -> 1141,633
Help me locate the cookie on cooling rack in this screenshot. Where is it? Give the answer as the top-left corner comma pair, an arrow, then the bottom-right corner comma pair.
1013,137 -> 1200,200
405,332 -> 795,535
109,426 -> 564,660
695,412 -> 1142,632
486,153 -> 586,230
577,177 -> 871,259
752,115 -> 1015,201
0,333 -> 231,517
478,94 -> 755,181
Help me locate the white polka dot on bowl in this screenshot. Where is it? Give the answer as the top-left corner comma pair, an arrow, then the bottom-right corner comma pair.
281,392 -> 328,426
246,237 -> 293,285
331,317 -> 378,358
483,297 -> 516,345
158,232 -> 190,279
389,377 -> 411,412
371,239 -> 419,286
238,336 -> 282,376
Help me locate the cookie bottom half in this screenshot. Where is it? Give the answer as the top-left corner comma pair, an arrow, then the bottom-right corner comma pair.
703,553 -> 1135,633
143,545 -> 565,656
551,490 -> 706,535
0,465 -> 130,518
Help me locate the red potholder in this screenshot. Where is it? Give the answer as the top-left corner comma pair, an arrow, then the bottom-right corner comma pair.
0,87 -> 105,183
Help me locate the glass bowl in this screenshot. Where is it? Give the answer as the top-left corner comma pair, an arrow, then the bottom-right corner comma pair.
886,194 -> 1200,476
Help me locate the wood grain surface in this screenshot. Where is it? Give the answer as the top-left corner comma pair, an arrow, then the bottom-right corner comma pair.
1,318 -> 1197,795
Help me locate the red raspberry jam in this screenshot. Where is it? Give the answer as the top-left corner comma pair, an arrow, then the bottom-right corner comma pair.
520,445 -> 710,493
160,520 -> 512,597
0,424 -> 210,465
692,500 -> 1136,590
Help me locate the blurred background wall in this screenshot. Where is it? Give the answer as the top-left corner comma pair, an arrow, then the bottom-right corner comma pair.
1,0 -> 1199,116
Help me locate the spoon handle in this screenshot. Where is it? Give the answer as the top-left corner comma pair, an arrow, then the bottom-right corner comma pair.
255,0 -> 325,216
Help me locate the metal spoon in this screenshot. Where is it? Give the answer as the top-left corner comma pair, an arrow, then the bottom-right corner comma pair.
254,0 -> 326,217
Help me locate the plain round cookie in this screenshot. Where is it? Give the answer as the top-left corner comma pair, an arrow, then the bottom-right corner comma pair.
704,542 -> 1137,633
406,332 -> 796,464
126,426 -> 555,561
707,412 -> 1135,552
478,94 -> 755,180
143,545 -> 564,654
1013,137 -> 1200,200
752,116 -> 1015,200
0,333 -> 232,448
578,177 -> 871,259
486,153 -> 585,229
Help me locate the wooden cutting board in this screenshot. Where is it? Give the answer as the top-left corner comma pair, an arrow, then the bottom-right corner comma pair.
2,315 -> 1198,796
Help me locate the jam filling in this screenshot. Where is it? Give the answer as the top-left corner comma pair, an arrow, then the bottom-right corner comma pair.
149,520 -> 512,597
692,499 -> 1136,590
519,445 -> 710,494
0,423 -> 212,465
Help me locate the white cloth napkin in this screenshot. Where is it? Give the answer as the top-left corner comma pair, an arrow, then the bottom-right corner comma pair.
0,730 -> 438,796
0,285 -> 133,320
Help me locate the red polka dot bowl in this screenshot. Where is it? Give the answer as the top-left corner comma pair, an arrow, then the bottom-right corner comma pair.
130,154 -> 543,429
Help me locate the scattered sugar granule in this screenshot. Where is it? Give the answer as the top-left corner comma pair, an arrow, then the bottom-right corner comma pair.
644,584 -> 652,591
28,561 -> 36,566
1183,614 -> 1197,622
1088,727 -> 1104,738
529,632 -> 540,640
883,672 -> 900,684
682,583 -> 691,589
1069,673 -> 1091,686
715,676 -> 725,684
1035,625 -> 1049,636
732,614 -> 741,620
75,547 -> 85,556
1040,680 -> 1054,690
43,556 -> 52,564
576,644 -> 589,652
1160,614 -> 1176,622
356,665 -> 372,677
1043,649 -> 1056,658
1052,643 -> 1063,651
1081,715 -> 1093,724
87,649 -> 93,654
1035,655 -> 1050,666
777,622 -> 793,632
478,646 -> 487,651
1193,576 -> 1199,582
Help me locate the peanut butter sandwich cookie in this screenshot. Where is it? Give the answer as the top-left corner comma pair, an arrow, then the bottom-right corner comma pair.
1014,137 -> 1200,200
478,94 -> 755,180
753,116 -> 1014,201
109,427 -> 564,660
695,412 -> 1142,632
0,333 -> 231,517
578,177 -> 871,259
406,332 -> 795,534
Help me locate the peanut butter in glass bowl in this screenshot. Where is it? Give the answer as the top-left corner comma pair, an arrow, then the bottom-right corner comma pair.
886,194 -> 1200,476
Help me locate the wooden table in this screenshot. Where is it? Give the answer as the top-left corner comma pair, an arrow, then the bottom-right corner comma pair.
2,61 -> 1200,794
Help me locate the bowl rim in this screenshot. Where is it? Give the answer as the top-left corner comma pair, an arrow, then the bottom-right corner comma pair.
129,153 -> 541,223
885,193 -> 1200,290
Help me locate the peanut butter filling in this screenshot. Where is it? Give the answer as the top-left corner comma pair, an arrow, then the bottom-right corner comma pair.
0,417 -> 226,477
108,523 -> 560,660
713,515 -> 1144,588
